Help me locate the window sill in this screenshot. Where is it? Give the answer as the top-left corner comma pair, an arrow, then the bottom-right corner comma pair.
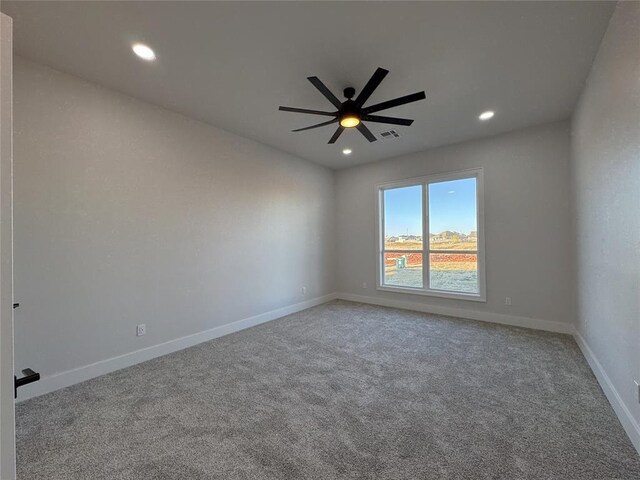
376,285 -> 487,302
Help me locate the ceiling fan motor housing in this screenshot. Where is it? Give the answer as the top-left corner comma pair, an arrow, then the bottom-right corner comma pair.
340,99 -> 359,119
343,87 -> 356,99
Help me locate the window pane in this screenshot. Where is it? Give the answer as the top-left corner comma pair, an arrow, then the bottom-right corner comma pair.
429,178 -> 477,251
429,253 -> 478,294
384,185 -> 422,250
384,252 -> 423,288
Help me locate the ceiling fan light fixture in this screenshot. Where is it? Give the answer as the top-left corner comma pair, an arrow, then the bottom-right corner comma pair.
340,116 -> 360,128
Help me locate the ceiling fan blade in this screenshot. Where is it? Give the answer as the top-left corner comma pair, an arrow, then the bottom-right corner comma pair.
355,67 -> 389,107
361,114 -> 414,126
356,123 -> 377,142
362,91 -> 426,114
292,118 -> 338,132
279,106 -> 337,117
328,126 -> 345,144
307,76 -> 343,109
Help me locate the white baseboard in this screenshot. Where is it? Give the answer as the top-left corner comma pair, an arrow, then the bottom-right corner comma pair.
336,292 -> 574,334
573,332 -> 640,455
17,293 -> 338,401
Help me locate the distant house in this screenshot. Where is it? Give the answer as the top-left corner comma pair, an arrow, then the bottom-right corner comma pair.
431,230 -> 457,242
386,235 -> 422,243
430,231 -> 478,243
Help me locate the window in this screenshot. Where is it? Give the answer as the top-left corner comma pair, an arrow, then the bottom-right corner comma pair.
377,169 -> 485,301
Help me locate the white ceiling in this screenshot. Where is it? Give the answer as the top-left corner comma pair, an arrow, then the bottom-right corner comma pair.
2,1 -> 614,169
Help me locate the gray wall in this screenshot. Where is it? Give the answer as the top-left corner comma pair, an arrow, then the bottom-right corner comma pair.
335,121 -> 574,326
571,1 -> 640,433
12,58 -> 335,381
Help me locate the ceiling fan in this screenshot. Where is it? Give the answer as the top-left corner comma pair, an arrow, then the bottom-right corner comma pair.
279,67 -> 426,144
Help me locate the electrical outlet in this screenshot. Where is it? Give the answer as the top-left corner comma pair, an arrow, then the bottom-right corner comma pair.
635,380 -> 640,404
504,297 -> 512,306
136,324 -> 146,337
362,282 -> 368,289
301,286 -> 307,296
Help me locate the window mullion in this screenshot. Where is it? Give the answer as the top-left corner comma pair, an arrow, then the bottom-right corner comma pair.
379,189 -> 385,287
423,182 -> 429,290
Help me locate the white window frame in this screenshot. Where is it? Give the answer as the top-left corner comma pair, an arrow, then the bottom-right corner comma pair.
375,167 -> 486,302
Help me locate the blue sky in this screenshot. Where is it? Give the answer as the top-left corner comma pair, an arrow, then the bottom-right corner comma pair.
384,178 -> 477,236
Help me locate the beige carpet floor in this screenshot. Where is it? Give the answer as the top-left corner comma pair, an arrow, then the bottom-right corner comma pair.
16,300 -> 640,479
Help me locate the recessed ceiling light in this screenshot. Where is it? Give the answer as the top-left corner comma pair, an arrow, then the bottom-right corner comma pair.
132,43 -> 156,61
342,148 -> 352,155
479,110 -> 495,121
